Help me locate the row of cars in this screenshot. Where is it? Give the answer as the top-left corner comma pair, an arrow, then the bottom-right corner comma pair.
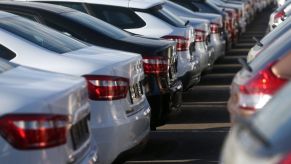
222,0 -> 291,163
0,0 -> 274,163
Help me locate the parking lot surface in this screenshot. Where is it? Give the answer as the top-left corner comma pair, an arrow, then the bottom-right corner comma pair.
125,7 -> 273,164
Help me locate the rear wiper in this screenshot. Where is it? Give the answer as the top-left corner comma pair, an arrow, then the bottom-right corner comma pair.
236,116 -> 271,148
185,20 -> 190,26
238,58 -> 252,72
252,36 -> 263,47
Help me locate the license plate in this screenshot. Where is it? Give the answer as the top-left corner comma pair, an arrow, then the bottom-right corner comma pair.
70,115 -> 90,150
129,82 -> 144,104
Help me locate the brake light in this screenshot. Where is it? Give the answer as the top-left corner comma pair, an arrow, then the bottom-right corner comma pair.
195,29 -> 206,42
0,114 -> 68,150
143,56 -> 168,75
279,153 -> 291,164
274,11 -> 285,23
238,62 -> 287,110
210,23 -> 220,34
84,75 -> 129,100
162,35 -> 190,51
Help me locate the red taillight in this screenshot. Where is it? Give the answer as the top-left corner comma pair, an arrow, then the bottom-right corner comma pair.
143,56 -> 168,75
279,153 -> 291,164
274,11 -> 285,22
238,62 -> 288,110
0,114 -> 68,150
162,35 -> 190,51
210,23 -> 220,34
195,29 -> 206,42
84,75 -> 129,100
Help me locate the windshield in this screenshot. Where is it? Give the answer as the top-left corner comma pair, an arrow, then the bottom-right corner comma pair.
252,82 -> 291,144
63,11 -> 130,39
148,4 -> 186,27
0,17 -> 87,54
0,58 -> 15,74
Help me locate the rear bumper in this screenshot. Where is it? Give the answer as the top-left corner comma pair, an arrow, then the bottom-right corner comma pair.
210,34 -> 226,60
90,99 -> 151,164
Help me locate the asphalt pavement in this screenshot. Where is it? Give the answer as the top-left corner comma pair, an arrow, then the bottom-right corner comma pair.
124,6 -> 273,164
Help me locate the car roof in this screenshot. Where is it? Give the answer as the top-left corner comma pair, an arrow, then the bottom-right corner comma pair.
14,0 -> 165,9
3,1 -> 75,13
0,10 -> 18,19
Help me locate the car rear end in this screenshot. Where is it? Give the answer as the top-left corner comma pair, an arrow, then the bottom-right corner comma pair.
69,47 -> 151,164
222,82 -> 291,164
0,61 -> 98,164
132,3 -> 200,89
228,29 -> 291,123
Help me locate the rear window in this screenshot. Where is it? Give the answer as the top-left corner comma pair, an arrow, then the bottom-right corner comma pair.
191,2 -> 219,13
0,17 -> 87,54
62,11 -> 130,39
147,4 -> 186,27
87,4 -> 146,29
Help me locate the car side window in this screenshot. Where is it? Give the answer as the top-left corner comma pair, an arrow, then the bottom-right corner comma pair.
87,4 -> 146,29
0,44 -> 16,61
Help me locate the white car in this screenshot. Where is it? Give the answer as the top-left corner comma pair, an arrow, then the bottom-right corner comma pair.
29,0 -> 202,90
268,0 -> 291,31
0,58 -> 98,163
164,0 -> 226,61
0,11 -> 150,164
221,82 -> 291,164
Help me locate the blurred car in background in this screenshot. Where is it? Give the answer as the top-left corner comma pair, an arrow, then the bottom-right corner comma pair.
0,58 -> 98,164
248,16 -> 291,62
228,28 -> 291,123
221,81 -> 291,164
169,0 -> 235,50
0,11 -> 150,164
164,1 -> 225,62
268,0 -> 291,31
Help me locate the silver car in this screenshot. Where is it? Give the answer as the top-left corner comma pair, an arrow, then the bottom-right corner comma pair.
164,1 -> 226,61
0,58 -> 98,164
221,81 -> 291,164
247,16 -> 291,62
268,0 -> 291,31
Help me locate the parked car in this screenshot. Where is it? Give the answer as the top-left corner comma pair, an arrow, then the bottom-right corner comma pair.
221,81 -> 291,164
0,1 -> 182,129
26,0 -> 202,90
227,28 -> 291,123
247,16 -> 291,62
0,58 -> 98,163
169,0 -> 234,50
268,0 -> 291,31
0,11 -> 150,164
164,1 -> 225,61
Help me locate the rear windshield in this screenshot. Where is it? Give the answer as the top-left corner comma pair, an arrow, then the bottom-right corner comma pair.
63,11 -> 130,39
0,17 -> 87,54
0,58 -> 15,74
146,4 -> 186,27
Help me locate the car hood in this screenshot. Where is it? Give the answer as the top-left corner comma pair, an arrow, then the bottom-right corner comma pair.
65,46 -> 144,85
120,35 -> 176,55
0,65 -> 89,119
